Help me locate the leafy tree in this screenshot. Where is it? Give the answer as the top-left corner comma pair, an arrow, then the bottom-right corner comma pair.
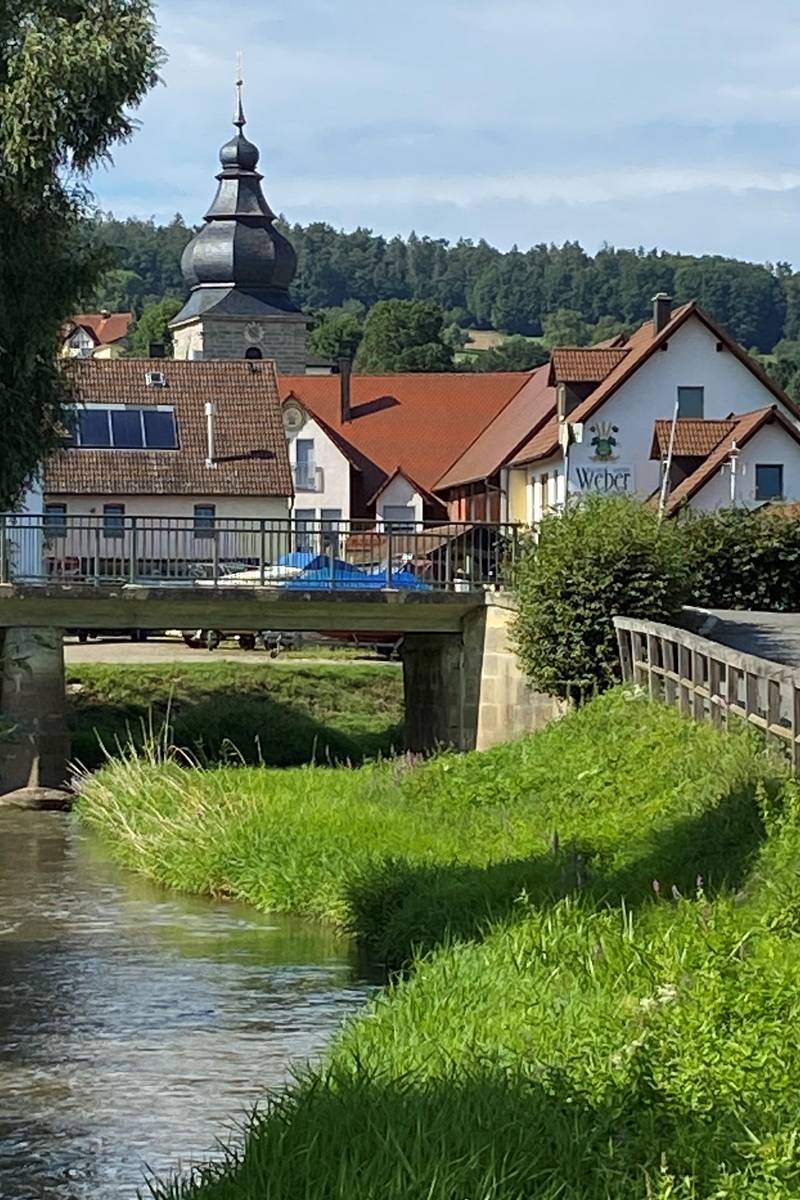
90,267 -> 146,314
308,308 -> 364,362
355,300 -> 454,373
0,1 -> 159,506
681,508 -> 800,611
512,496 -> 688,697
128,297 -> 183,357
542,308 -> 591,348
472,336 -> 549,372
442,323 -> 468,352
590,315 -> 631,344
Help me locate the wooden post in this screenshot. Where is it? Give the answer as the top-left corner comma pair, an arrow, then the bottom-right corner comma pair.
767,678 -> 782,747
678,644 -> 692,715
692,650 -> 706,721
726,664 -> 739,730
709,656 -> 724,727
792,685 -> 800,775
617,625 -> 633,683
664,638 -> 678,706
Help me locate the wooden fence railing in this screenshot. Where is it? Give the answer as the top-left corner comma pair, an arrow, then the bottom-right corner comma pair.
614,616 -> 800,772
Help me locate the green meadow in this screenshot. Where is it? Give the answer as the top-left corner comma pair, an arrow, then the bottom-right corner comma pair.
77,690 -> 800,1198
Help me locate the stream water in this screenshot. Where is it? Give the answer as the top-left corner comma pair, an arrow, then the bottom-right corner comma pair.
0,809 -> 369,1199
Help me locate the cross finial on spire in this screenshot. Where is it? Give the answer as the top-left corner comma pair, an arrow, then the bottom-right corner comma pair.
234,50 -> 246,129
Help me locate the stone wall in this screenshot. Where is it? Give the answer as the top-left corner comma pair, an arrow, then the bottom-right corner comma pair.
172,314 -> 308,373
403,597 -> 564,753
0,627 -> 69,793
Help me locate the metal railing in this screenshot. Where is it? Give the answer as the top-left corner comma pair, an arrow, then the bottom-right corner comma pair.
615,616 -> 800,772
0,514 -> 524,593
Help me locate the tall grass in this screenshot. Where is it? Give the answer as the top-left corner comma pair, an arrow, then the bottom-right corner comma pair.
67,660 -> 403,769
80,691 -> 800,1199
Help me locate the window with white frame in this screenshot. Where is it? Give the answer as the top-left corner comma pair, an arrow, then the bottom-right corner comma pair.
193,504 -> 216,538
44,503 -> 67,537
382,505 -> 415,531
103,503 -> 125,539
677,387 -> 705,418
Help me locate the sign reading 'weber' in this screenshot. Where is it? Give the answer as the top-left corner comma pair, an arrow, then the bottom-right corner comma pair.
571,465 -> 635,493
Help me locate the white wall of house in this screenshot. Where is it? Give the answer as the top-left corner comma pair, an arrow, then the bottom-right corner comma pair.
688,424 -> 800,511
568,316 -> 794,501
284,414 -> 351,522
517,454 -> 565,525
374,474 -> 424,527
44,495 -> 289,520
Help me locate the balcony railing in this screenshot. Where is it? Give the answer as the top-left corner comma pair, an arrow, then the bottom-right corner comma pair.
292,463 -> 325,493
0,514 -> 524,593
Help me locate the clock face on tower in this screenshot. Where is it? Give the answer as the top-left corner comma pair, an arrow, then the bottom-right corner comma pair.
244,322 -> 265,344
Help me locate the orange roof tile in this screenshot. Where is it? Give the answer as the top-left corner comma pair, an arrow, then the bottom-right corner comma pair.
570,304 -> 800,426
279,371 -> 533,500
436,364 -> 555,489
68,312 -> 133,345
45,358 -> 291,497
550,347 -> 629,384
665,407 -> 800,514
509,415 -> 560,466
650,419 -> 737,459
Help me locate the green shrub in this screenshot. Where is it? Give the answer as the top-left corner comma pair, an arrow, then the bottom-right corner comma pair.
512,495 -> 689,696
681,506 -> 800,611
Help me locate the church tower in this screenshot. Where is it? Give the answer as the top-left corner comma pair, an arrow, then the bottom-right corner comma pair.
170,81 -> 307,371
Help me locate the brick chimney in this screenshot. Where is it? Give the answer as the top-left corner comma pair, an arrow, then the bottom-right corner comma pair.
652,293 -> 673,337
338,357 -> 352,424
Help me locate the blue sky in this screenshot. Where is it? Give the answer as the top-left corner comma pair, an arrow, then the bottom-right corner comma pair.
92,0 -> 800,265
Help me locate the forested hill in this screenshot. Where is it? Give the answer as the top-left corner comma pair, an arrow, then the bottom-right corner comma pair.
88,213 -> 800,354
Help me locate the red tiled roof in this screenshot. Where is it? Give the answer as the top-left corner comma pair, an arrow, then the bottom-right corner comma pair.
570,304 -> 800,426
67,312 -> 133,345
664,406 -> 800,514
436,364 -> 555,489
510,415 -> 560,466
550,347 -> 629,384
650,419 -> 737,459
279,371 -> 533,500
45,359 -> 292,498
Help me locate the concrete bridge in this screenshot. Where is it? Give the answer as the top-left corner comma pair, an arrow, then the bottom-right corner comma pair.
0,515 -> 557,798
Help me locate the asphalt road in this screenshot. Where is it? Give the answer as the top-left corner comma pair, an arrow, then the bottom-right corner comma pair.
688,609 -> 800,670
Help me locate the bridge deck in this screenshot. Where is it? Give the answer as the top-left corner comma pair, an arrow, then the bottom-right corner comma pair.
0,583 -> 502,634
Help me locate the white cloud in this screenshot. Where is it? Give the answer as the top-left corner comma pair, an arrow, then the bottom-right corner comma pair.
91,0 -> 800,263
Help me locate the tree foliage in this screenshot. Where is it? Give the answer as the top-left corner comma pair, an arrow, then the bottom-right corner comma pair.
512,497 -> 690,697
128,296 -> 183,357
86,216 -> 800,359
0,1 -> 159,506
681,507 -> 800,611
471,336 -> 549,373
355,300 -> 454,373
308,308 -> 364,362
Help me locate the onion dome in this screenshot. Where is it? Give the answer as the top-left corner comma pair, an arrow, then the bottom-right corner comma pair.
177,82 -> 298,313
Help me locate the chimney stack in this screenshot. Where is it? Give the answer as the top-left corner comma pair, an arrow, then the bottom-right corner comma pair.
338,357 -> 352,424
205,401 -> 217,468
652,293 -> 673,337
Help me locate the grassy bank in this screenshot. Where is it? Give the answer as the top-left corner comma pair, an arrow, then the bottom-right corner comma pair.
79,691 -> 800,1197
67,660 -> 403,770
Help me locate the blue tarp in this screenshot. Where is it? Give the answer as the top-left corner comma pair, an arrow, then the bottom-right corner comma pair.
284,556 -> 431,591
277,550 -> 317,568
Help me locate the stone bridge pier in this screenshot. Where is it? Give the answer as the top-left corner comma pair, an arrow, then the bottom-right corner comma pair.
0,627 -> 71,804
403,597 -> 562,753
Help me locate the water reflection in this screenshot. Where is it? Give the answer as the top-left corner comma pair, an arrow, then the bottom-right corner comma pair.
0,810 -> 368,1199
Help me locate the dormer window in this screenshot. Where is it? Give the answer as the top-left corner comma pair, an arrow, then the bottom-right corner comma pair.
68,405 -> 178,450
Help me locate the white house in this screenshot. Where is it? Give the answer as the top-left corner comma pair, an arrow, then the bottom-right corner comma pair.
508,296 -> 800,520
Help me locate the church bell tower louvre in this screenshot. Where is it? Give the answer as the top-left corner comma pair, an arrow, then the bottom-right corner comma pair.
170,74 -> 308,371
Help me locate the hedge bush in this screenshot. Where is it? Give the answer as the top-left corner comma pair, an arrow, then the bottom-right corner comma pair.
512,495 -> 688,696
512,498 -> 800,697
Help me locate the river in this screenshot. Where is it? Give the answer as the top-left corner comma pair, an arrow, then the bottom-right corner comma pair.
0,810 -> 370,1199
